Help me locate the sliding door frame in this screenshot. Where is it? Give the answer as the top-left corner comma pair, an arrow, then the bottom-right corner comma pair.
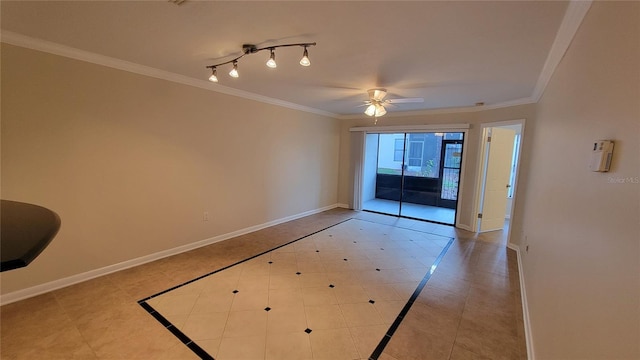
351,124 -> 470,228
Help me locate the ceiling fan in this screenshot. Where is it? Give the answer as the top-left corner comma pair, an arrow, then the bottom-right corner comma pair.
363,88 -> 424,117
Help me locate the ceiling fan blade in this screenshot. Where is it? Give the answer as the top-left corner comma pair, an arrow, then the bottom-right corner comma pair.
386,98 -> 424,104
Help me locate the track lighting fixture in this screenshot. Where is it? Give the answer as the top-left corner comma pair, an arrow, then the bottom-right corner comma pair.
206,42 -> 316,82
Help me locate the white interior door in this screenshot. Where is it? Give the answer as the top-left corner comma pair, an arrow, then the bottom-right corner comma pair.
479,127 -> 515,232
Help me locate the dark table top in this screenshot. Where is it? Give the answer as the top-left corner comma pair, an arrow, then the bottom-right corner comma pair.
1,200 -> 60,272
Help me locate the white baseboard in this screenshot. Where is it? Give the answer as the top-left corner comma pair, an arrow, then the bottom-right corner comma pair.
336,203 -> 351,209
507,243 -> 535,360
0,203 -> 341,306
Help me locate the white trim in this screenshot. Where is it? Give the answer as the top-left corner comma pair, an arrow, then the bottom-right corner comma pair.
338,97 -> 535,120
456,224 -> 472,232
472,119 -> 526,234
455,133 -> 470,229
507,243 -> 535,360
532,1 -> 592,102
336,203 -> 351,209
352,131 -> 366,211
0,31 -> 337,118
350,123 -> 470,133
0,203 -> 341,306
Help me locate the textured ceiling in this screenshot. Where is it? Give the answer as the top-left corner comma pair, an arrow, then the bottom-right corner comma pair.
1,1 -> 570,116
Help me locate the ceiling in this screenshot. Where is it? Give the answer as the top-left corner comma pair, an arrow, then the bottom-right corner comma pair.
1,1 -> 571,117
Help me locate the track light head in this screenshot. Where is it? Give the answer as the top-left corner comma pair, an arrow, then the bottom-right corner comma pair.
266,48 -> 277,68
208,67 -> 218,82
229,61 -> 239,78
300,46 -> 311,67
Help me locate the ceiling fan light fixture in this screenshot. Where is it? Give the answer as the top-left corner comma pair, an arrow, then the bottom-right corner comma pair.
229,61 -> 239,78
364,104 -> 376,117
300,47 -> 311,67
208,67 -> 218,82
370,89 -> 387,101
266,49 -> 277,68
362,88 -> 423,119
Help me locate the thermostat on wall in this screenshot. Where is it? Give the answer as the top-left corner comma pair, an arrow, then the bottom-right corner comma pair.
589,140 -> 614,172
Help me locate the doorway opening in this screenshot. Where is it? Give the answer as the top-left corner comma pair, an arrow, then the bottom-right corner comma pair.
474,121 -> 524,239
362,131 -> 464,225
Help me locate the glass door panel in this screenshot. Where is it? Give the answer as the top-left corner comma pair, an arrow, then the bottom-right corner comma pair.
400,133 -> 442,221
362,133 -> 404,216
441,142 -> 462,200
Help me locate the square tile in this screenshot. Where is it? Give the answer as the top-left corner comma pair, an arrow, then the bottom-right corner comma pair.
266,307 -> 308,334
301,286 -> 338,306
217,334 -> 266,359
230,290 -> 269,312
223,310 -> 268,338
269,273 -> 301,290
309,328 -> 360,360
304,304 -> 347,330
340,302 -> 385,327
180,311 -> 229,341
265,331 -> 313,360
268,287 -> 305,309
333,285 -> 370,304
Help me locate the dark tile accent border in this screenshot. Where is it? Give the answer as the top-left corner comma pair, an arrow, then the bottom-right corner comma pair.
139,302 -> 214,360
137,217 -> 454,360
138,218 -> 353,360
368,236 -> 455,360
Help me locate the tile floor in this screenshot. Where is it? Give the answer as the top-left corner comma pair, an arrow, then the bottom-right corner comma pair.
142,219 -> 452,359
0,209 -> 526,360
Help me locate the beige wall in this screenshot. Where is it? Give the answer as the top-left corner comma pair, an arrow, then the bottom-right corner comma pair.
0,44 -> 340,295
520,2 -> 639,358
337,104 -> 536,238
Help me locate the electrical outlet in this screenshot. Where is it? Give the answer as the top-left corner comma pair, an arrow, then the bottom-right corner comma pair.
203,211 -> 209,221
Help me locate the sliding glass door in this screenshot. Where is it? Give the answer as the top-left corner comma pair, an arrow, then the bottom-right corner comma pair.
362,131 -> 464,225
362,133 -> 403,216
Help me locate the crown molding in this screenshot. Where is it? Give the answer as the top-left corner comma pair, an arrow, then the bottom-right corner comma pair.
337,96 -> 536,120
532,0 -> 592,102
1,1 -> 589,120
0,31 -> 338,118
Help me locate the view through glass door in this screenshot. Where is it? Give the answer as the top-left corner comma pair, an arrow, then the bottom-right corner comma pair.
362,132 -> 464,225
